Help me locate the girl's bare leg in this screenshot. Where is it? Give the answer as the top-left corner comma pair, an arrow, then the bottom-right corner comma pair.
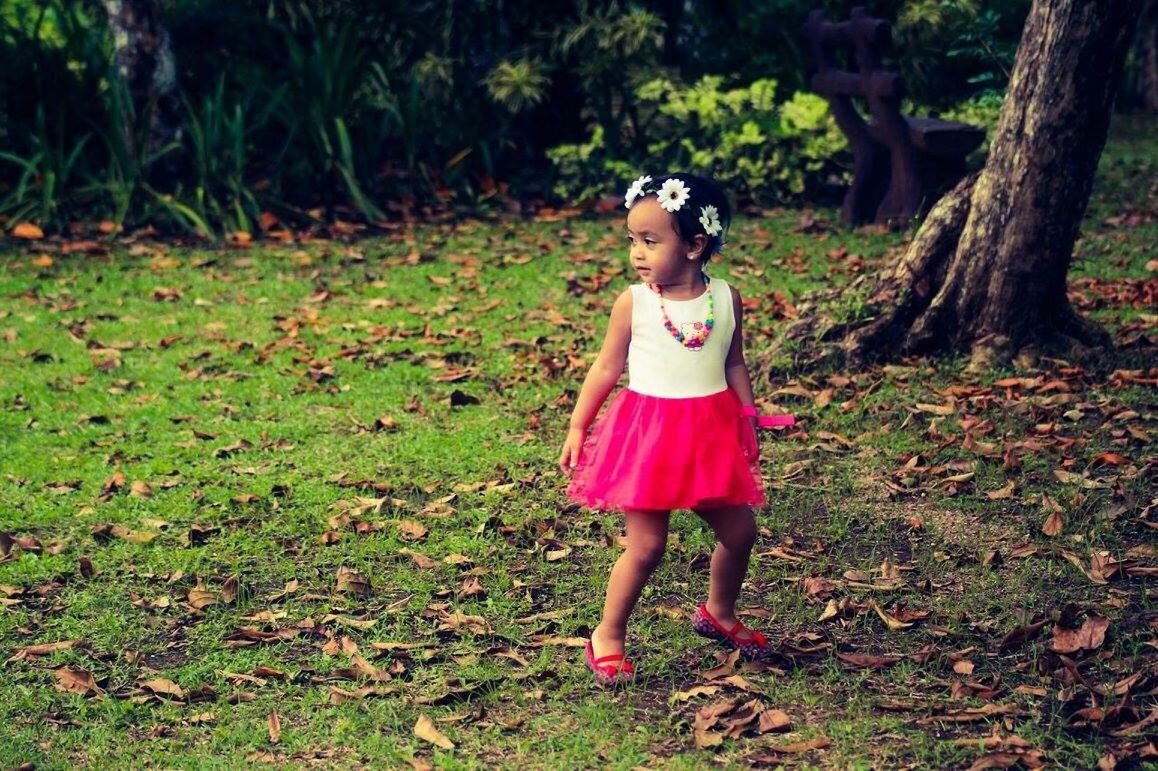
591,510 -> 671,657
695,504 -> 758,638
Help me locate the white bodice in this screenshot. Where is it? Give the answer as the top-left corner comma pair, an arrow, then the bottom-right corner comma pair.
627,278 -> 735,399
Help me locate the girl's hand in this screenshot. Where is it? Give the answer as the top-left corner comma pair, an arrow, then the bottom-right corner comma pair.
741,416 -> 760,465
559,427 -> 586,475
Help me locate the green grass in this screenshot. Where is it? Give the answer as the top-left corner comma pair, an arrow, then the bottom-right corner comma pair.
0,116 -> 1154,768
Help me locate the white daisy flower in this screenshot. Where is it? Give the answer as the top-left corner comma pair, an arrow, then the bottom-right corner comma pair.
657,178 -> 690,213
624,175 -> 652,208
699,204 -> 722,236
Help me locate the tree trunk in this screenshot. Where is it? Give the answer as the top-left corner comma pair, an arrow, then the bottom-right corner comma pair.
785,0 -> 1144,370
102,0 -> 183,164
1138,0 -> 1158,112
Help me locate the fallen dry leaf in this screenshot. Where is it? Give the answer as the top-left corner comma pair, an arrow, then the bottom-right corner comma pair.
870,601 -> 914,631
436,610 -> 491,636
414,714 -> 455,749
692,698 -> 738,749
1089,551 -> 1125,583
399,548 -> 438,569
1109,708 -> 1158,738
693,727 -> 724,749
763,736 -> 833,754
335,566 -> 371,596
701,649 -> 742,680
458,576 -> 487,599
916,703 -> 1020,724
398,520 -> 428,540
6,640 -> 81,662
985,480 -> 1016,500
672,685 -> 721,702
1051,615 -> 1110,653
12,222 -> 44,239
140,677 -> 185,700
758,709 -> 792,733
998,619 -> 1049,652
222,575 -> 239,604
187,585 -> 218,610
526,635 -> 586,647
93,523 -> 158,545
802,576 -> 836,600
266,578 -> 300,602
54,667 -> 101,696
836,652 -> 902,669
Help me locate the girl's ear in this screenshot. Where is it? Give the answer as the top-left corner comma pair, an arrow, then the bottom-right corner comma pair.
687,234 -> 708,260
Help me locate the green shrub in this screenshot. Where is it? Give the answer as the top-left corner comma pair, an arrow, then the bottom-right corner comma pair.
545,126 -> 634,205
178,75 -> 281,234
0,106 -> 91,225
548,76 -> 851,206
0,0 -> 1023,233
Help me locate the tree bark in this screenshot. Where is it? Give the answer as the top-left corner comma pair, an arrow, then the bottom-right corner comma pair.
781,0 -> 1144,370
102,0 -> 183,163
1138,0 -> 1158,112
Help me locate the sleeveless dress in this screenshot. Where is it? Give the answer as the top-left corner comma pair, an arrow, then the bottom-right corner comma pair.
567,278 -> 764,512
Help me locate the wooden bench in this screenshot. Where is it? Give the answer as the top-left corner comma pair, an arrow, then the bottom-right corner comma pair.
804,6 -> 985,226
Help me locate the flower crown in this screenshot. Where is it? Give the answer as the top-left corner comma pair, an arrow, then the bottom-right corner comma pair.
624,175 -> 723,237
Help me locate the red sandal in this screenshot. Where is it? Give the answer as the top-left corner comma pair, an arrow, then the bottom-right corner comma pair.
585,638 -> 635,685
692,604 -> 771,659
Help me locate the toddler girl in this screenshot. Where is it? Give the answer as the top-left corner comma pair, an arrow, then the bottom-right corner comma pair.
559,172 -> 775,684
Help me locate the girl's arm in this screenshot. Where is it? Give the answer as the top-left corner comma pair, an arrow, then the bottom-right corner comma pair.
724,286 -> 756,407
559,289 -> 633,473
724,286 -> 759,460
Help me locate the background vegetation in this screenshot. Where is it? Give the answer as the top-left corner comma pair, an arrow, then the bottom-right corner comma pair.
0,0 -> 1046,236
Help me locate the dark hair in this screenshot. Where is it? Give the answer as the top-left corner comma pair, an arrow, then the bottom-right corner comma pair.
636,172 -> 731,261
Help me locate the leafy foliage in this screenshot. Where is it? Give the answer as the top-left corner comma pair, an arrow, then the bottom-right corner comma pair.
484,59 -> 551,114
890,0 -> 1028,107
549,77 -> 850,205
180,75 -> 280,234
0,0 -> 1043,234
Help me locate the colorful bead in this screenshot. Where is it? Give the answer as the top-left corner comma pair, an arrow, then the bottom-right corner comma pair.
654,276 -> 715,351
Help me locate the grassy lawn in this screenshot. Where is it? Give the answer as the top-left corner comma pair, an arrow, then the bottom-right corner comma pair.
0,117 -> 1153,769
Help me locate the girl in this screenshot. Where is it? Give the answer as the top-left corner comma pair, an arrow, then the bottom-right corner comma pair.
559,172 -> 773,685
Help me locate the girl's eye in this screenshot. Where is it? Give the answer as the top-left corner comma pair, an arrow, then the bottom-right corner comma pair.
645,239 -> 656,246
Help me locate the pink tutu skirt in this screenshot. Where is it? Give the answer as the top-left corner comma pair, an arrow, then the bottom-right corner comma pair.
568,388 -> 764,512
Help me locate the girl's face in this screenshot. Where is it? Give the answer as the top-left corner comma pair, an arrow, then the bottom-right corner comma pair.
625,196 -> 705,287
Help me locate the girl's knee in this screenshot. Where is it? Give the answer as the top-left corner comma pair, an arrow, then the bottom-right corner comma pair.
625,539 -> 666,571
719,509 -> 757,551
622,511 -> 670,572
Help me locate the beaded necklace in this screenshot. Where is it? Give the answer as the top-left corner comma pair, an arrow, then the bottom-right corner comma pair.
654,276 -> 714,351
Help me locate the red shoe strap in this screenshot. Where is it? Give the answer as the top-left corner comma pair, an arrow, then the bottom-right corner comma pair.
728,620 -> 765,645
701,605 -> 729,635
702,604 -> 764,646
